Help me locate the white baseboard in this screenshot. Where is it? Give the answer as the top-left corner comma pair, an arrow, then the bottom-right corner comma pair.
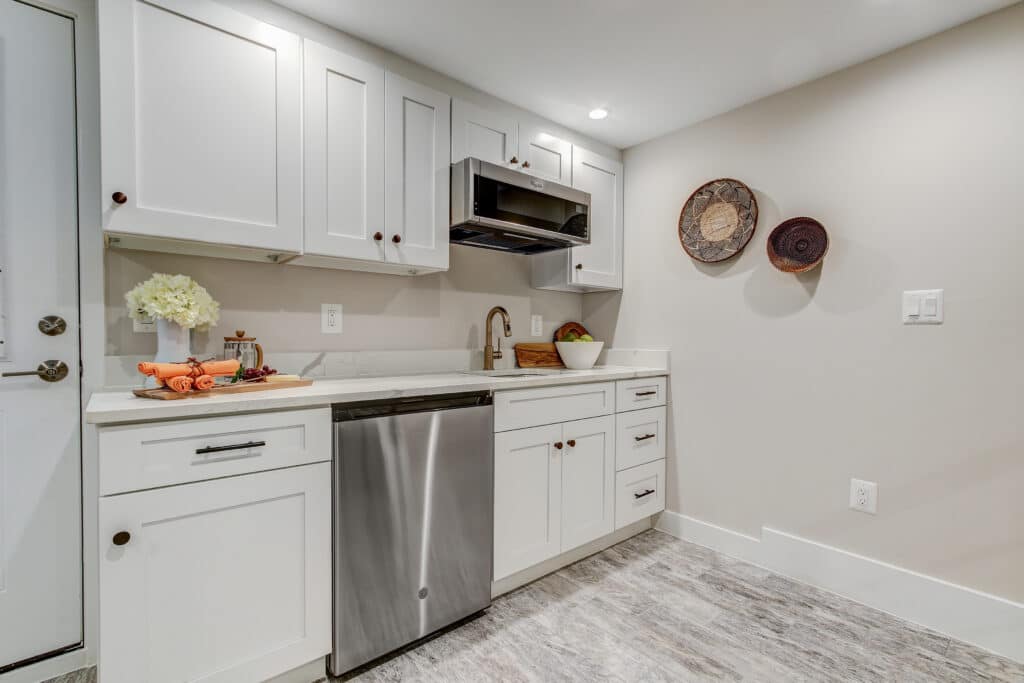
655,511 -> 1024,664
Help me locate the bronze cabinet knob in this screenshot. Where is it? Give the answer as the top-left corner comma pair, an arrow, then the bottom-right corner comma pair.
566,439 -> 576,447
111,191 -> 128,205
373,232 -> 383,241
553,441 -> 563,450
112,531 -> 131,546
392,234 -> 402,244
521,161 -> 530,168
509,156 -> 519,164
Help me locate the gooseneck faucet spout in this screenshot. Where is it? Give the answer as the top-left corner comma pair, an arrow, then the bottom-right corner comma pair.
484,306 -> 512,371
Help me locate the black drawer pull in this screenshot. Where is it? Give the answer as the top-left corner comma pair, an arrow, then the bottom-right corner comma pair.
634,489 -> 656,500
196,440 -> 266,455
634,433 -> 656,442
634,391 -> 657,397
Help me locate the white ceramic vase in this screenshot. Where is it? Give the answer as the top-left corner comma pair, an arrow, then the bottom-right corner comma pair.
149,318 -> 191,387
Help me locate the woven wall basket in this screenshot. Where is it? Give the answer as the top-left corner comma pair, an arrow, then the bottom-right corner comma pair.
678,178 -> 758,263
767,217 -> 829,273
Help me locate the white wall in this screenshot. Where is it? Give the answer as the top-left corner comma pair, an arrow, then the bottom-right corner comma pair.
584,4 -> 1024,603
105,245 -> 580,358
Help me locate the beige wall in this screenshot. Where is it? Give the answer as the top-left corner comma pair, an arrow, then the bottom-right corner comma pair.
106,245 -> 581,357
584,5 -> 1024,602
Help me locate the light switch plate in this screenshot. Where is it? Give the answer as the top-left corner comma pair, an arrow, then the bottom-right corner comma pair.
530,314 -> 543,337
902,289 -> 943,324
321,303 -> 343,334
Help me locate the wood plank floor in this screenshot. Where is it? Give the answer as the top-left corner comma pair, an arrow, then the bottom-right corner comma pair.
342,530 -> 1023,682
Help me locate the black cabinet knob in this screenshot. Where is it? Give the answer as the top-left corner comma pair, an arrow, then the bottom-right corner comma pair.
112,531 -> 131,546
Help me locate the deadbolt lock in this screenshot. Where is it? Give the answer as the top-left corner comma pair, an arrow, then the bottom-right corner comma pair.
38,316 -> 67,336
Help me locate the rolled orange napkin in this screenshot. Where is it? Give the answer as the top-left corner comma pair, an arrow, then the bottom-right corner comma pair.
193,374 -> 216,391
137,361 -> 194,380
166,375 -> 194,393
194,359 -> 240,377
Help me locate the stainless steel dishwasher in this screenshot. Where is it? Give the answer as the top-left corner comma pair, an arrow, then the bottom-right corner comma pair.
330,392 -> 494,675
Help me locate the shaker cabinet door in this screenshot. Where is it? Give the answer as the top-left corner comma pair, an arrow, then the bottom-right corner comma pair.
303,40 -> 386,262
560,415 -> 616,551
99,0 -> 302,252
385,72 -> 451,272
99,463 -> 331,683
570,148 -> 624,290
451,98 -> 518,166
493,424 -> 563,580
519,124 -> 572,185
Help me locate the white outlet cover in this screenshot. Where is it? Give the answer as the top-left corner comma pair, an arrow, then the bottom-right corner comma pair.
530,314 -> 543,337
321,303 -> 343,334
902,289 -> 943,324
132,311 -> 156,333
849,478 -> 878,514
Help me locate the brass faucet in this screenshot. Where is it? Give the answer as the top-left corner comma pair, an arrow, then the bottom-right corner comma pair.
483,306 -> 512,371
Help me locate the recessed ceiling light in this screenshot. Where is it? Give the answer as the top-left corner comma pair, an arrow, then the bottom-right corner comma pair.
588,108 -> 608,120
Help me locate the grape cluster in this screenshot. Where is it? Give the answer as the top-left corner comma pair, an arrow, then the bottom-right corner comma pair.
242,365 -> 278,381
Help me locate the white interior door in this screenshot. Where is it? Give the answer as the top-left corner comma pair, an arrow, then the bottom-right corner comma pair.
303,40 -> 385,261
0,0 -> 83,669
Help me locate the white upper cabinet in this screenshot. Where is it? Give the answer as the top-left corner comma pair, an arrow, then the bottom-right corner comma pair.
451,99 -> 518,166
385,72 -> 451,273
302,40 -> 385,263
99,0 -> 302,254
519,123 -> 573,185
570,148 -> 624,289
531,146 -> 624,292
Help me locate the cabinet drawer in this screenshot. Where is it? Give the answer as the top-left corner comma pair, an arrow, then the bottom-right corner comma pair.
494,382 -> 614,432
99,408 -> 331,496
616,376 -> 667,411
615,406 -> 666,471
615,459 -> 666,529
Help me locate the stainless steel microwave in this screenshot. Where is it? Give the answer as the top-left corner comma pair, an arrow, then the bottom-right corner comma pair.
450,157 -> 591,254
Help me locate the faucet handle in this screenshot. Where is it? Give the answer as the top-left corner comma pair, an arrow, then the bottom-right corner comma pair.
494,336 -> 503,360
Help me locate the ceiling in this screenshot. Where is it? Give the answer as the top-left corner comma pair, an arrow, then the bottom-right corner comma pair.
273,0 -> 1015,149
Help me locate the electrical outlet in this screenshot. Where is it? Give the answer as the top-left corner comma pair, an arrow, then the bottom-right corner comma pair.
531,314 -> 543,337
321,304 -> 342,334
849,478 -> 878,514
132,311 -> 156,333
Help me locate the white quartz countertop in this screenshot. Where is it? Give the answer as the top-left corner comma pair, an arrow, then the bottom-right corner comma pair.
85,366 -> 668,425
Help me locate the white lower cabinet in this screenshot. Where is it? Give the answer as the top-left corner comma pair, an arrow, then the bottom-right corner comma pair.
493,413 -> 615,581
493,424 -> 562,580
98,410 -> 332,683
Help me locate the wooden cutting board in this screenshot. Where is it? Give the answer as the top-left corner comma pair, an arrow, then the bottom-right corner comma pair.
133,378 -> 313,400
553,321 -> 590,342
514,343 -> 564,368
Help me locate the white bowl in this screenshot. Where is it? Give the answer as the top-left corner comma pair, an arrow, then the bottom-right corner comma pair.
555,341 -> 604,370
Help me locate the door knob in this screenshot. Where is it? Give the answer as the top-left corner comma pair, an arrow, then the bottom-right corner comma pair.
373,232 -> 383,241
111,191 -> 127,204
2,360 -> 70,382
566,439 -> 576,447
522,161 -> 530,169
509,156 -> 519,164
553,441 -> 563,450
392,234 -> 402,244
112,531 -> 131,546
38,315 -> 67,336
575,263 -> 583,270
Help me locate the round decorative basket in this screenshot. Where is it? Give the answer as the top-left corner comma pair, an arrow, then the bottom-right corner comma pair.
767,217 -> 829,273
678,178 -> 758,263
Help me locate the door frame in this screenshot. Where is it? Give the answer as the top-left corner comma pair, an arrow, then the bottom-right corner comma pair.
0,0 -> 102,680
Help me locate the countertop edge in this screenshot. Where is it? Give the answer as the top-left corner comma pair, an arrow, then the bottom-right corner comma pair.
86,367 -> 668,425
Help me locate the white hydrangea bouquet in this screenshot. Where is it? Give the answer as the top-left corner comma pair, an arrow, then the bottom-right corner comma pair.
126,274 -> 220,373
